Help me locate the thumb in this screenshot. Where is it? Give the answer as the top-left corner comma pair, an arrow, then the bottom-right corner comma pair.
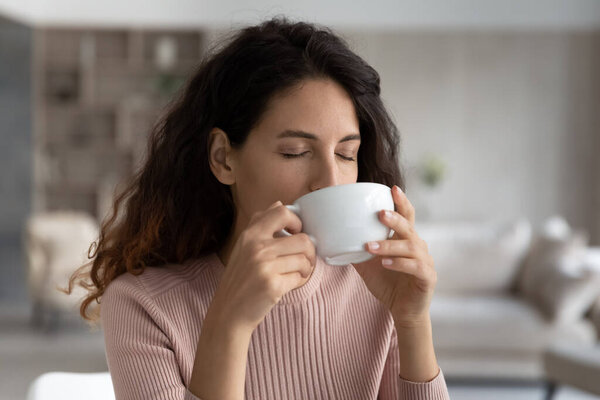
268,200 -> 283,209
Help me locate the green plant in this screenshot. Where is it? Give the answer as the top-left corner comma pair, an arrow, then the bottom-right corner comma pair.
420,154 -> 446,187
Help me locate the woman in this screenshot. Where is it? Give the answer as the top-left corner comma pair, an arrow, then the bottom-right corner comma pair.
66,17 -> 449,400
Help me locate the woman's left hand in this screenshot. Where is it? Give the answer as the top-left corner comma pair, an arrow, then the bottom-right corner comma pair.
352,185 -> 437,328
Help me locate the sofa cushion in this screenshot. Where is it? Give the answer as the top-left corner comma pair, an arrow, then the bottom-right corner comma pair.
515,225 -> 600,324
430,294 -> 597,353
415,219 -> 532,294
518,229 -> 589,299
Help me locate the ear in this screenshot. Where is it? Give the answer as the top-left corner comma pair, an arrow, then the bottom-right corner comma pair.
208,128 -> 236,185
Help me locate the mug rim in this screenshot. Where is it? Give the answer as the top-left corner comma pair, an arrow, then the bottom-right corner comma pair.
294,182 -> 390,204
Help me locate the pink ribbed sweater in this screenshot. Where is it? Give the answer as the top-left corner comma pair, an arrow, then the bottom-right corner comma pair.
101,252 -> 449,400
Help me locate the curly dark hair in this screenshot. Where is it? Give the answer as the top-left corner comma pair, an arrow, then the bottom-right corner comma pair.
64,16 -> 405,322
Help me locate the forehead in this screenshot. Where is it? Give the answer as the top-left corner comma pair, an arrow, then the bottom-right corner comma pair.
251,79 -> 360,141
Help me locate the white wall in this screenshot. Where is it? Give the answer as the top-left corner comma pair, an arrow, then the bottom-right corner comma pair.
0,0 -> 599,29
343,30 -> 600,242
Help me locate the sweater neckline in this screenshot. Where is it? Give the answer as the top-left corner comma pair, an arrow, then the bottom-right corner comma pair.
206,251 -> 325,304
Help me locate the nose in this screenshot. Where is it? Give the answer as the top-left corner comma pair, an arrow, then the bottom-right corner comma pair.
309,154 -> 341,192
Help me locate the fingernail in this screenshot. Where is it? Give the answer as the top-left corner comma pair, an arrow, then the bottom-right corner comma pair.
394,185 -> 403,194
368,241 -> 380,251
382,258 -> 393,266
383,210 -> 393,219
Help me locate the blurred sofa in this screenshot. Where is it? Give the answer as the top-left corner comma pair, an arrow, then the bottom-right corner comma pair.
416,216 -> 600,381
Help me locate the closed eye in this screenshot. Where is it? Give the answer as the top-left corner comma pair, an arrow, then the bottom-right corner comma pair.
281,152 -> 356,161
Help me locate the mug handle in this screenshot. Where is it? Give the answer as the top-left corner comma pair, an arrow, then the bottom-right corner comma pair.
275,205 -> 317,246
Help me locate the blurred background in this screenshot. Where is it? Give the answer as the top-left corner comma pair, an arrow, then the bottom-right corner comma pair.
1,0 -> 600,399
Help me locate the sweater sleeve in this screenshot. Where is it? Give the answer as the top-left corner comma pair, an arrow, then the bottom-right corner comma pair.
378,326 -> 450,400
101,277 -> 203,400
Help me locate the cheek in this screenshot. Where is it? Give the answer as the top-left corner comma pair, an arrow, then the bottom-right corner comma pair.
235,159 -> 302,210
264,169 -> 305,199
337,162 -> 359,185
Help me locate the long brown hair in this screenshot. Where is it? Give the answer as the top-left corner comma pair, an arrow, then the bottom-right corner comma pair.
64,16 -> 405,323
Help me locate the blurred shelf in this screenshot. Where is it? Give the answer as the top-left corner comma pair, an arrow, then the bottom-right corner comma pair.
33,26 -> 206,219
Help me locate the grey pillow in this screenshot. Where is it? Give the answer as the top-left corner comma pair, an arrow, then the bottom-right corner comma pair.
518,231 -> 588,300
517,230 -> 600,323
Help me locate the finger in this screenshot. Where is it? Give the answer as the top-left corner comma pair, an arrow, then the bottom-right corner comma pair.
268,200 -> 282,210
380,257 -> 433,281
391,185 -> 415,226
266,233 -> 316,266
249,203 -> 303,240
249,200 -> 282,224
271,253 -> 314,278
377,208 -> 413,238
364,238 -> 425,259
278,270 -> 312,294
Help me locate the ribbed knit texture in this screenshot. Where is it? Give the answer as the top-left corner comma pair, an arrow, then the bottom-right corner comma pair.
101,252 -> 449,400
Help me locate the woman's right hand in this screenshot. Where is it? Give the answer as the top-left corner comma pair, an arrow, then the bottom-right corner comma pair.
209,200 -> 317,333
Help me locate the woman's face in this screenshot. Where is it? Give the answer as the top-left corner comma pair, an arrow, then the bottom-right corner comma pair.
229,78 -> 361,228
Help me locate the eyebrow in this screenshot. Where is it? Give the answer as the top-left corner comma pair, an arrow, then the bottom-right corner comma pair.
276,129 -> 361,143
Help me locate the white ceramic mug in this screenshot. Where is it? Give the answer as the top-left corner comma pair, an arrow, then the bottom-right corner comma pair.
276,182 -> 394,265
